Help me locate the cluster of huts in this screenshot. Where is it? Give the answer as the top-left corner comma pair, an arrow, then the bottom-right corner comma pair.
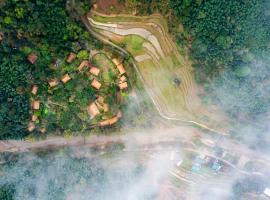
27,51 -> 128,132
28,85 -> 46,133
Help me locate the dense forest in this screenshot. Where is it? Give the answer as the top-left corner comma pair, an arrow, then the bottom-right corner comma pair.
123,0 -> 270,123
0,0 -> 98,139
1,0 -> 270,140
169,0 -> 270,121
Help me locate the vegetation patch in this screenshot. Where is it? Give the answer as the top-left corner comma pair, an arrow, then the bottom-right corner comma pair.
0,0 -> 130,139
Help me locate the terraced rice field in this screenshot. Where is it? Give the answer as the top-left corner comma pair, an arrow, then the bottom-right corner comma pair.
87,11 -> 228,133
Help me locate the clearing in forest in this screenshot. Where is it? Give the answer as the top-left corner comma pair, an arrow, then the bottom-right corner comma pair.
87,11 -> 229,133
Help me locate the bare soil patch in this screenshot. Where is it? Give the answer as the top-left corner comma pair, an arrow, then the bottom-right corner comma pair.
96,0 -> 119,11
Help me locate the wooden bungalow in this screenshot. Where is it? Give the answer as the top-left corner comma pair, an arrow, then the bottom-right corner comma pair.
31,114 -> 38,122
49,79 -> 58,87
91,79 -> 101,90
78,60 -> 90,71
28,122 -> 35,132
32,100 -> 40,110
27,52 -> 38,64
97,96 -> 105,104
112,58 -> 126,75
61,74 -> 71,84
103,103 -> 109,112
31,85 -> 38,95
99,116 -> 118,127
89,67 -> 100,76
40,127 -> 46,133
116,110 -> 122,118
116,63 -> 126,75
67,52 -> 76,63
119,81 -> 128,90
87,102 -> 100,118
119,75 -> 127,83
112,58 -> 121,66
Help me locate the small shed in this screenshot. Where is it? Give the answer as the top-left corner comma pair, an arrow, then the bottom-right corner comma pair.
91,79 -> 101,90
49,79 -> 58,87
67,52 -> 76,63
28,122 -> 35,132
31,85 -> 38,95
119,81 -> 128,90
87,102 -> 100,118
61,74 -> 71,84
32,100 -> 40,110
27,52 -> 38,64
90,67 -> 100,76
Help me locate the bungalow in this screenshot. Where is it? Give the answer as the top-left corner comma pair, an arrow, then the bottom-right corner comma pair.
99,110 -> 122,127
109,116 -> 118,125
112,58 -> 126,75
119,75 -> 127,83
99,116 -> 118,127
49,79 -> 58,87
89,66 -> 100,76
99,119 -> 110,127
97,96 -> 105,104
112,58 -> 121,66
91,79 -> 101,90
0,32 -> 3,41
40,127 -> 46,133
116,110 -> 122,118
119,81 -> 128,90
116,63 -> 126,75
94,96 -> 109,113
28,122 -> 35,132
31,114 -> 38,122
67,52 -> 76,63
87,102 -> 100,118
78,60 -> 90,71
32,100 -> 40,110
27,52 -> 38,64
61,74 -> 71,84
31,85 -> 38,95
103,103 -> 109,112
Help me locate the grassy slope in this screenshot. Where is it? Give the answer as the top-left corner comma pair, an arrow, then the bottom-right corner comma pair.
88,12 -> 229,132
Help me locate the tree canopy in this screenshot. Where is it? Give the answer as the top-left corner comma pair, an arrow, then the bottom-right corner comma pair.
0,0 -> 95,139
170,0 -> 270,119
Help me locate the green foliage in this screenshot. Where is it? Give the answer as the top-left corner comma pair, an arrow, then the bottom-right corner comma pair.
234,66 -> 251,78
170,0 -> 270,119
0,184 -> 15,200
77,49 -> 89,60
0,48 -> 31,139
0,0 -> 101,139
